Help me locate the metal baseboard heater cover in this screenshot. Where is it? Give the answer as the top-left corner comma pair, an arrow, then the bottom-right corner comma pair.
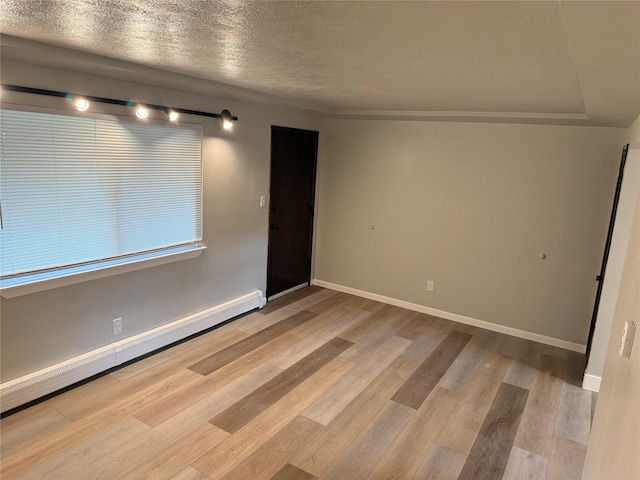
0,290 -> 265,413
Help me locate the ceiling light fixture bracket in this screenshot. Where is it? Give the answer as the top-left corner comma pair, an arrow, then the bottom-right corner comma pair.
0,84 -> 239,125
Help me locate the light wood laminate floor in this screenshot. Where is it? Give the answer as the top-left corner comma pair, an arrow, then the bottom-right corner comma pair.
0,287 -> 593,480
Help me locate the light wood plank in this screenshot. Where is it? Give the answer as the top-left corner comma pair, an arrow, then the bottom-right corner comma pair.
191,357 -> 356,479
401,316 -> 457,365
259,286 -> 325,314
453,323 -> 480,335
18,362 -> 280,480
238,289 -> 337,334
60,412 -> 226,479
18,416 -> 150,480
340,309 -> 417,363
59,330 -> 248,420
554,381 -> 592,445
133,334 -> 296,426
367,386 -> 460,480
109,328 -> 250,380
546,435 -> 588,480
188,310 -> 317,376
220,416 -> 321,480
0,374 -> 119,432
401,332 -> 444,364
290,356 -> 417,477
1,369 -> 201,479
284,303 -> 360,339
503,339 -> 542,390
304,291 -> 353,315
122,424 -> 227,480
437,335 -> 485,393
490,332 -> 523,358
395,313 -> 438,340
502,446 -> 548,480
340,295 -> 383,312
210,338 -> 353,433
413,444 -> 467,480
170,466 -> 212,480
301,335 -> 412,425
337,304 -> 400,343
0,410 -> 71,457
269,307 -> 368,369
321,400 -> 415,480
270,464 -> 317,480
436,352 -> 513,455
513,355 -> 565,458
427,317 -> 457,337
149,362 -> 283,429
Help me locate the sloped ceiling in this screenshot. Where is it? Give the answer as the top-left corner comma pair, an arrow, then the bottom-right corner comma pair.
0,1 -> 638,126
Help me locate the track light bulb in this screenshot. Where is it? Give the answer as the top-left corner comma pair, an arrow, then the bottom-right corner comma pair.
136,106 -> 149,119
220,109 -> 233,130
167,110 -> 179,121
74,97 -> 90,111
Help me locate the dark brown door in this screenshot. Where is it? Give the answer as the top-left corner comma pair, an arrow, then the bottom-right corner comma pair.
266,126 -> 319,299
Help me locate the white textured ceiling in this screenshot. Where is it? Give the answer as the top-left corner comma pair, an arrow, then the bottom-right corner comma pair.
0,1 -> 639,126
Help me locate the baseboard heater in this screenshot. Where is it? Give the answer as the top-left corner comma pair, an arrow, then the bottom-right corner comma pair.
0,290 -> 266,413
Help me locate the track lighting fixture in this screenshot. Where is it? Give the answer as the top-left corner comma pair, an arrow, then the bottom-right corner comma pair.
135,106 -> 149,119
74,97 -> 90,111
220,109 -> 234,130
0,84 -> 239,127
167,109 -> 179,122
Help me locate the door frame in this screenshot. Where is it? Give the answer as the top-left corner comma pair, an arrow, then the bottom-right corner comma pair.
266,125 -> 319,300
585,144 -> 629,359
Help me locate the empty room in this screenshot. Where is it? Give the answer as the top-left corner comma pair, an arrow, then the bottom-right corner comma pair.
0,1 -> 639,479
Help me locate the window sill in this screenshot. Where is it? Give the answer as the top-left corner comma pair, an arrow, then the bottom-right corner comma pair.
0,245 -> 206,299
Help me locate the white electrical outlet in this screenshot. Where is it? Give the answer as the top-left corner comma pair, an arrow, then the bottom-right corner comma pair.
427,280 -> 435,292
260,195 -> 267,208
113,318 -> 123,335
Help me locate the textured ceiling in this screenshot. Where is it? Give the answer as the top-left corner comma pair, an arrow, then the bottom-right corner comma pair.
0,1 -> 639,126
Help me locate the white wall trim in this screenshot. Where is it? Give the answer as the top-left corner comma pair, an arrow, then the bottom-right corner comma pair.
582,374 -> 602,393
331,109 -> 589,121
313,279 -> 586,354
0,290 -> 264,413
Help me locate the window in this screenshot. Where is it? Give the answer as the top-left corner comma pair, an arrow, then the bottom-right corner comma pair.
0,108 -> 203,291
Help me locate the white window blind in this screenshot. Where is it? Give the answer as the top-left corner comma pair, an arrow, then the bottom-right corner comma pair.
0,109 -> 203,280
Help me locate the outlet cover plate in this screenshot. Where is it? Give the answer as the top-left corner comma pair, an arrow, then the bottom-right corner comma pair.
113,318 -> 123,335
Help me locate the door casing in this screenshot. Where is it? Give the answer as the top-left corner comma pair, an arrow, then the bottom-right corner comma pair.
266,126 -> 319,300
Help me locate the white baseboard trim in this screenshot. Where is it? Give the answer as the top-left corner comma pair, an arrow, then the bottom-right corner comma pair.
0,290 -> 264,413
582,374 -> 601,392
0,346 -> 116,415
312,279 -> 586,354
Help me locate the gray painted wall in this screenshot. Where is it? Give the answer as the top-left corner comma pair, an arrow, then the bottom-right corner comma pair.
0,60 -> 631,384
0,61 -> 322,382
314,119 -> 627,344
